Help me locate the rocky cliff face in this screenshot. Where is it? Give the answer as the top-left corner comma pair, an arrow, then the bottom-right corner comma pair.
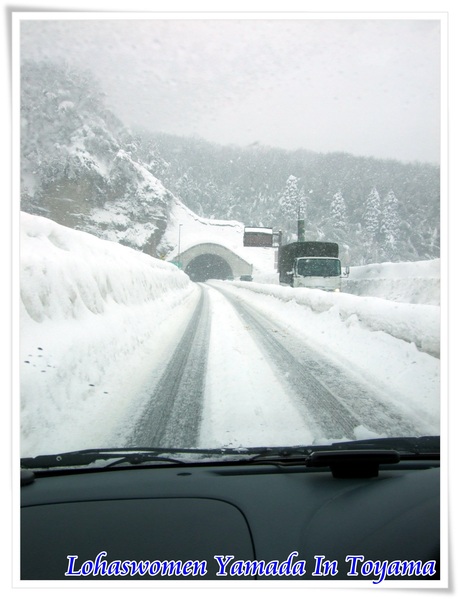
20,60 -> 173,256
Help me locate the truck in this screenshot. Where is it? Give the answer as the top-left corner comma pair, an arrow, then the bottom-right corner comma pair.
278,241 -> 348,291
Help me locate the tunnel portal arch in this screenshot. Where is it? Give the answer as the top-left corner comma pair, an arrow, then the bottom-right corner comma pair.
175,243 -> 252,283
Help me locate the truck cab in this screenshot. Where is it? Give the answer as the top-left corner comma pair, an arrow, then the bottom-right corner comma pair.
278,241 -> 349,291
293,256 -> 343,291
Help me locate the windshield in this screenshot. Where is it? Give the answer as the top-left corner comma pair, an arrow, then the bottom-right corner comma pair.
17,15 -> 441,464
296,258 -> 341,277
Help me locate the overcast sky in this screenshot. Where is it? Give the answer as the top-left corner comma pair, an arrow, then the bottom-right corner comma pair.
19,16 -> 441,164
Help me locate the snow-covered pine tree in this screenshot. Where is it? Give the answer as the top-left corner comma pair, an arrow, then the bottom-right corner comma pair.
279,175 -> 307,237
362,186 -> 381,262
380,189 -> 401,262
330,190 -> 348,236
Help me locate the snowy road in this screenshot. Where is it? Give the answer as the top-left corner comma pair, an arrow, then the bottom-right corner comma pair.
127,282 -> 433,449
20,214 -> 440,457
127,286 -> 211,447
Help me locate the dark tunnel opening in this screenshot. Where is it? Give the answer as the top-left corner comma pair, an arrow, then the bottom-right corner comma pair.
185,254 -> 233,282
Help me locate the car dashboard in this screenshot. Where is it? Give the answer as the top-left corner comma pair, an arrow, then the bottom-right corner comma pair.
20,452 -> 441,584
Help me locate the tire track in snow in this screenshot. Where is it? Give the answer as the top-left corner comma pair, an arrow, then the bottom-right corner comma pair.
214,284 -> 425,440
199,286 -> 318,447
128,284 -> 210,447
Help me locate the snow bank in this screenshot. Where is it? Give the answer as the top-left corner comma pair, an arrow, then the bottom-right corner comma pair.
21,212 -> 191,322
250,258 -> 441,305
20,212 -> 195,455
210,280 -> 439,439
350,259 -> 440,280
343,259 -> 440,305
225,281 -> 440,358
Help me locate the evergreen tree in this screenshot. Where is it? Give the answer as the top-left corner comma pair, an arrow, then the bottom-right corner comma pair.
362,187 -> 382,262
279,175 -> 307,236
380,190 -> 400,262
330,190 -> 348,236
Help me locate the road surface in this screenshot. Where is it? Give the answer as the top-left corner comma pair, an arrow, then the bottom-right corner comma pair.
128,283 -> 429,449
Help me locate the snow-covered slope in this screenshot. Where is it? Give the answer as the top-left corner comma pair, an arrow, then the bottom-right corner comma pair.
21,60 -> 173,254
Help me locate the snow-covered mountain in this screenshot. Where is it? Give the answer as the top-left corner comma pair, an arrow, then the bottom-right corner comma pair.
21,60 -> 440,269
148,132 -> 440,265
20,60 -> 173,254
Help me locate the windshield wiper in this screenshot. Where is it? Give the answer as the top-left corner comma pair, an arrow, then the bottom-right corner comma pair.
20,446 -> 258,470
20,436 -> 439,473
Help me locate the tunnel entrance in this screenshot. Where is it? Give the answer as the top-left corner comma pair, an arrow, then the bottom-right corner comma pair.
185,254 -> 233,282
